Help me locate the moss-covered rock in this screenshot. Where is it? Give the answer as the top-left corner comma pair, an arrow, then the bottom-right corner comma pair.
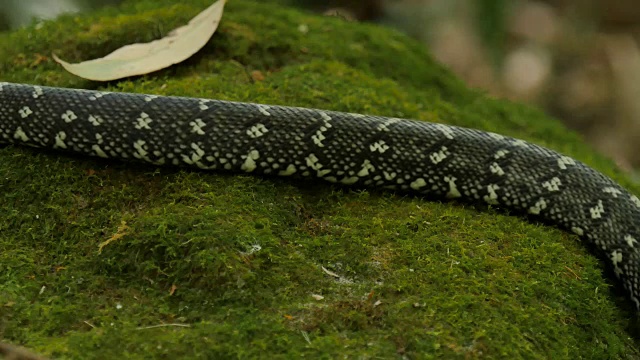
1,0 -> 638,358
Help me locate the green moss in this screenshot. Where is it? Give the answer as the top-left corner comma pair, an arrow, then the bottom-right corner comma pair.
0,0 -> 639,358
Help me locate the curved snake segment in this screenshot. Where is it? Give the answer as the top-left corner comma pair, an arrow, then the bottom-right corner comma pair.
1,82 -> 639,309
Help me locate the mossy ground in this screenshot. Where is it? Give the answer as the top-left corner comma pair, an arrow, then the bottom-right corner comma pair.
0,0 -> 639,358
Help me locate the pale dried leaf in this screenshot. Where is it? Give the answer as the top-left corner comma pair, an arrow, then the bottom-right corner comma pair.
53,0 -> 226,81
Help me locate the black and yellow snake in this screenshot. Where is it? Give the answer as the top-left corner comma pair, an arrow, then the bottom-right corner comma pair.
1,81 -> 639,310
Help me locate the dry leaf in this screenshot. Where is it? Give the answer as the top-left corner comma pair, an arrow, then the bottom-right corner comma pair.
250,70 -> 265,82
53,0 -> 226,81
98,220 -> 130,253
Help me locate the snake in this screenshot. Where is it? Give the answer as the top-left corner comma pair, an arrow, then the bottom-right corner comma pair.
1,81 -> 639,311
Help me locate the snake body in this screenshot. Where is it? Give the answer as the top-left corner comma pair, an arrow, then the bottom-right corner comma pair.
1,82 -> 639,310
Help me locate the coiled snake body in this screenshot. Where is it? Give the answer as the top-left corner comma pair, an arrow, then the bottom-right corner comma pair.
1,82 -> 639,310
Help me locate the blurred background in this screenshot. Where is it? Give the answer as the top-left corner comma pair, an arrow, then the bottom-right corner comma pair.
1,0 -> 639,172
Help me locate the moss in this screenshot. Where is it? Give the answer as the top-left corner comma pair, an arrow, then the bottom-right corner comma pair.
0,0 -> 639,358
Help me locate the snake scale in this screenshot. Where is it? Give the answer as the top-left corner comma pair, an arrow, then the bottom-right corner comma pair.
1,81 -> 639,310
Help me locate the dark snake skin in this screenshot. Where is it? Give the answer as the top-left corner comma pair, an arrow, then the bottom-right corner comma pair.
1,82 -> 639,310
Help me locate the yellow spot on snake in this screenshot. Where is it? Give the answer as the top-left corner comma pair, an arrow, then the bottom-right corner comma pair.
241,150 -> 260,172
14,127 -> 29,141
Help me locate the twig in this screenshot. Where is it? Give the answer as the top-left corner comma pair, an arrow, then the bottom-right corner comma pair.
135,323 -> 191,330
83,320 -> 96,329
564,266 -> 581,280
